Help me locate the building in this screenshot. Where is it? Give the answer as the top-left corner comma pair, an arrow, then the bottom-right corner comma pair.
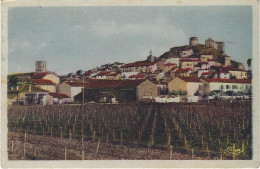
32,72 -> 60,84
120,61 -> 157,76
163,63 -> 177,73
205,38 -> 225,53
189,37 -> 198,46
129,74 -> 147,80
106,72 -> 122,80
219,70 -> 230,79
168,77 -> 202,97
174,68 -> 192,77
165,57 -> 180,67
48,92 -> 70,104
200,78 -> 251,95
147,50 -> 155,62
94,71 -> 112,79
224,56 -> 231,66
74,79 -> 159,102
58,81 -> 86,102
35,61 -> 47,72
32,79 -> 56,92
7,84 -> 48,105
198,69 -> 212,78
200,53 -> 213,62
180,58 -> 199,70
229,70 -> 248,79
179,48 -> 193,58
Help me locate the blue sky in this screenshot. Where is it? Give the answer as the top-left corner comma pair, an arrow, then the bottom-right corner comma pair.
8,6 -> 252,75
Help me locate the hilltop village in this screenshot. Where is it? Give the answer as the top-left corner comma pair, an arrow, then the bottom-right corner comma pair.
8,37 -> 252,105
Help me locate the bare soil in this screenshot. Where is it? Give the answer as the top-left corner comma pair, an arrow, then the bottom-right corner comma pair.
8,132 -> 219,160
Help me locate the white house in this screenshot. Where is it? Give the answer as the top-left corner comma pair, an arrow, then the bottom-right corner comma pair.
179,48 -> 193,58
219,70 -> 230,79
59,81 -> 86,102
165,57 -> 180,67
200,78 -> 252,95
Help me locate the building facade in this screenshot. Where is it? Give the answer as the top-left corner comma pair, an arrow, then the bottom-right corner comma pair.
168,77 -> 202,97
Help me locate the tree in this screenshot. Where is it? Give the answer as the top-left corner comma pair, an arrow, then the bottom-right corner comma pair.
247,58 -> 252,70
194,90 -> 200,96
8,75 -> 18,90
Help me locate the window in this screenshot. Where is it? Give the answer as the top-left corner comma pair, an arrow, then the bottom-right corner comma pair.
221,85 -> 224,89
232,85 -> 238,89
226,85 -> 229,89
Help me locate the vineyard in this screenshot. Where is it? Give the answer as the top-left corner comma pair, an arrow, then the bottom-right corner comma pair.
8,101 -> 252,160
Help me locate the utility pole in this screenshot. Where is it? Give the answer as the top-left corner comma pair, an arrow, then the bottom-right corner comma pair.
82,74 -> 85,105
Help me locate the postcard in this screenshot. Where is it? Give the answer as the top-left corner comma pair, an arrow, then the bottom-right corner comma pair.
1,0 -> 259,168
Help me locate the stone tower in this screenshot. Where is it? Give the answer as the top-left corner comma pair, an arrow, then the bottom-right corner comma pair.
224,56 -> 231,66
189,37 -> 198,46
205,38 -> 217,48
216,41 -> 225,53
35,61 -> 46,72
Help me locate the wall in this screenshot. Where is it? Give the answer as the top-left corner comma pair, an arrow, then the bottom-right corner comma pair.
229,71 -> 248,79
168,77 -> 187,93
219,73 -> 230,79
187,82 -> 201,96
36,85 -> 56,92
148,64 -> 157,73
165,58 -> 180,67
136,80 -> 158,101
198,70 -> 210,77
202,81 -> 252,93
59,83 -> 71,97
200,55 -> 213,61
43,74 -> 60,84
71,86 -> 83,102
181,62 -> 194,69
121,72 -> 138,79
75,88 -> 137,102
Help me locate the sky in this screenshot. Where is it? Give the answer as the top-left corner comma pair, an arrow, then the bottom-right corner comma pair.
8,6 -> 252,75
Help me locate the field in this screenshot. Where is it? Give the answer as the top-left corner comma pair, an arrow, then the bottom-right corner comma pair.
7,101 -> 252,160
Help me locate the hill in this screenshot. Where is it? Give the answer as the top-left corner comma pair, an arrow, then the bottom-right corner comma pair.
159,44 -> 224,60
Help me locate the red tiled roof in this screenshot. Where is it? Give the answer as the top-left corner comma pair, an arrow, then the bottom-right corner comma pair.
171,66 -> 178,70
32,72 -> 49,79
95,71 -> 111,76
199,61 -> 208,64
208,58 -> 215,61
202,72 -> 213,75
175,68 -> 192,73
177,76 -> 201,82
129,74 -> 146,78
107,72 -> 117,76
64,81 -> 87,87
220,70 -> 229,74
85,79 -> 146,88
164,63 -> 176,66
48,92 -> 70,99
180,58 -> 199,62
218,66 -> 245,71
122,61 -> 155,68
32,79 -> 54,85
203,78 -> 251,84
83,71 -> 93,76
